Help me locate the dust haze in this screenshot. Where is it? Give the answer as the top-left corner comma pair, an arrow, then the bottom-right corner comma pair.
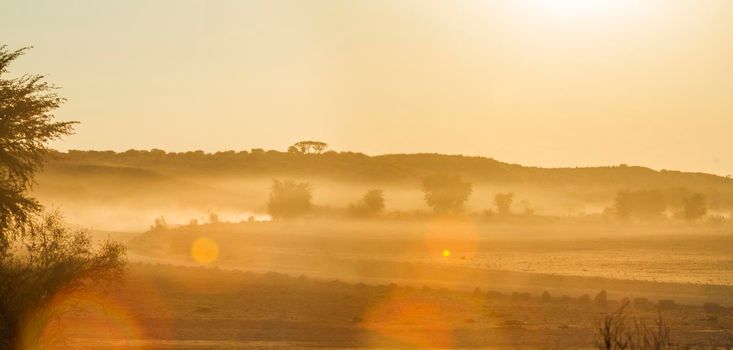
24,148 -> 733,348
3,0 -> 733,348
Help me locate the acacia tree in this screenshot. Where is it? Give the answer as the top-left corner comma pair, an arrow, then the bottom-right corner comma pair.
422,174 -> 472,214
0,45 -> 75,245
0,45 -> 126,349
288,141 -> 328,154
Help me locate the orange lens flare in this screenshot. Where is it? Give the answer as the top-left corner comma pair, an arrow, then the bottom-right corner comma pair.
191,237 -> 219,265
18,290 -> 145,350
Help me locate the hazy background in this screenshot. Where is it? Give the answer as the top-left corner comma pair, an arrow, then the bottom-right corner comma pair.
1,0 -> 732,176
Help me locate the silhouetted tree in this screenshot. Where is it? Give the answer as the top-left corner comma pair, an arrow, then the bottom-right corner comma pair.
0,45 -> 126,349
267,179 -> 312,220
0,45 -> 76,244
422,174 -> 472,214
681,193 -> 707,221
614,190 -> 666,220
150,216 -> 168,231
348,189 -> 385,217
208,212 -> 221,224
494,193 -> 514,215
289,141 -> 328,154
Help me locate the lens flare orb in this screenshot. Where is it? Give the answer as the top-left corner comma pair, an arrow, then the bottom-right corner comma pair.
191,237 -> 219,265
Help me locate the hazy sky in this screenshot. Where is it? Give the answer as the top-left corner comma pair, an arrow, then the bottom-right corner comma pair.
2,0 -> 732,175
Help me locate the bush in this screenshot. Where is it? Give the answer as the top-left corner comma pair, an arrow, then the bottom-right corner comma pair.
267,179 -> 312,220
494,193 -> 514,215
595,303 -> 671,350
150,215 -> 168,231
348,189 -> 385,217
595,290 -> 608,308
0,212 -> 126,349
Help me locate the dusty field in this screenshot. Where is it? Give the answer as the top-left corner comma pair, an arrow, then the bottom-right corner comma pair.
124,219 -> 733,305
39,219 -> 729,348
52,264 -> 733,349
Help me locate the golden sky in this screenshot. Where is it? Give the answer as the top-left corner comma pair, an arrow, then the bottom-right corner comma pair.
2,0 -> 732,175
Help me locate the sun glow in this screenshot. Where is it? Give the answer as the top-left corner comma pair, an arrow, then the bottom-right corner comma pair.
524,0 -> 639,18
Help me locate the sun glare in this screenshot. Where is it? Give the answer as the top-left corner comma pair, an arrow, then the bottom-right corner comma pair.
442,249 -> 451,258
524,0 -> 637,18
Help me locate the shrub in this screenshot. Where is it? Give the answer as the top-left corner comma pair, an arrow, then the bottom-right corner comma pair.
595,303 -> 671,350
494,193 -> 514,215
267,179 -> 312,220
348,189 -> 385,217
0,212 -> 126,348
595,290 -> 608,308
681,193 -> 707,221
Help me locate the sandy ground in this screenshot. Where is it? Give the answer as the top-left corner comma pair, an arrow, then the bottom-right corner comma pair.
49,264 -> 733,349
47,220 -> 733,349
123,219 -> 733,305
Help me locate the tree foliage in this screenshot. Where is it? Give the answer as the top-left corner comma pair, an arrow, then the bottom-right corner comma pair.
494,192 -> 514,215
422,174 -> 472,214
348,189 -> 385,217
288,140 -> 328,155
614,190 -> 666,220
0,45 -> 76,242
0,44 -> 125,349
0,213 -> 126,349
681,193 -> 707,221
267,179 -> 312,220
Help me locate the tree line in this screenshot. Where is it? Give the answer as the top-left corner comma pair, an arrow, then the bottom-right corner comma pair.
266,174 -> 514,220
48,148 -> 733,214
265,175 -> 712,222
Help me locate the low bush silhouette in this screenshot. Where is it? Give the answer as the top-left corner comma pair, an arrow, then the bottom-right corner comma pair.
267,179 -> 313,220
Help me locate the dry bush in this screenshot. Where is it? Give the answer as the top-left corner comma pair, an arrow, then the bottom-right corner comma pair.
596,302 -> 671,350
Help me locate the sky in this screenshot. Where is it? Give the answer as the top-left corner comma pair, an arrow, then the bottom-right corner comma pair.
2,0 -> 732,176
